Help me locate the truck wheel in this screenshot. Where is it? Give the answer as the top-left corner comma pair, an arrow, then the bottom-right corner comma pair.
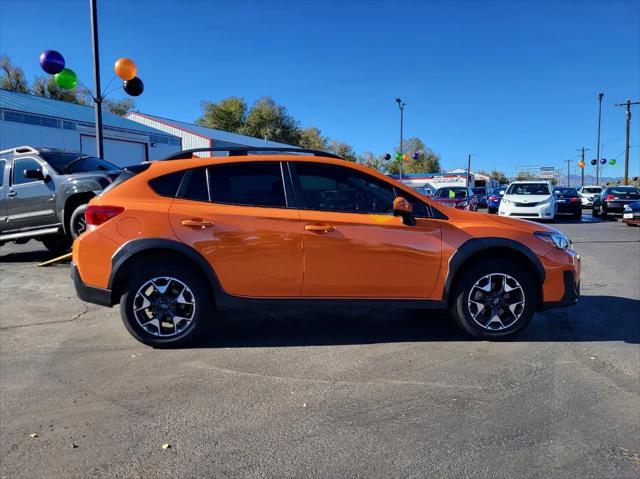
41,235 -> 72,255
119,263 -> 211,347
450,259 -> 537,340
69,204 -> 88,239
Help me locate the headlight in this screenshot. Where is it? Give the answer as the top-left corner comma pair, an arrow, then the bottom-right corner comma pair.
534,231 -> 570,250
502,198 -> 512,205
539,196 -> 553,205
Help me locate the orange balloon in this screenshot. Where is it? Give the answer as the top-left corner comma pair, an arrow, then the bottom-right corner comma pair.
114,58 -> 137,80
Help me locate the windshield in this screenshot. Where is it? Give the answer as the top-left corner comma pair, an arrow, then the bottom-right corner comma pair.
40,152 -> 119,174
554,187 -> 578,195
492,188 -> 506,195
506,183 -> 551,195
582,187 -> 602,194
435,187 -> 468,199
472,188 -> 486,195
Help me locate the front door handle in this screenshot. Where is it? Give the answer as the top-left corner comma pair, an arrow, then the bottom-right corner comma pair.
7,190 -> 17,198
304,224 -> 335,233
181,218 -> 213,228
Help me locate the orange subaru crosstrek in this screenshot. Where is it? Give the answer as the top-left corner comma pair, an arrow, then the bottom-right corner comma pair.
72,148 -> 580,346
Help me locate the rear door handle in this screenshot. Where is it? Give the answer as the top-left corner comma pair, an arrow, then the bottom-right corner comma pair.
7,191 -> 17,198
181,218 -> 213,228
304,224 -> 335,233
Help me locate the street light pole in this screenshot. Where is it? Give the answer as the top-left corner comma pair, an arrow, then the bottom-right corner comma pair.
89,0 -> 104,159
595,92 -> 604,185
577,147 -> 590,187
615,99 -> 640,185
396,98 -> 406,180
467,154 -> 472,187
564,159 -> 571,187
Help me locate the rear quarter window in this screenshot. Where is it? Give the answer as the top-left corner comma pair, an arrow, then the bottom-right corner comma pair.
149,171 -> 185,197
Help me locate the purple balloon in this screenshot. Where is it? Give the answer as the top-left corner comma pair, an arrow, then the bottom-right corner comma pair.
412,152 -> 420,160
600,158 -> 607,164
40,50 -> 65,75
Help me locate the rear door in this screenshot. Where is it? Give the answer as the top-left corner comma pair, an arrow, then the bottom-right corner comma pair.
289,161 -> 442,299
0,159 -> 8,229
168,161 -> 303,297
5,157 -> 57,232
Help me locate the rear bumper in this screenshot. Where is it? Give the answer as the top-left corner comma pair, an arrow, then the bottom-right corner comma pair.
71,262 -> 114,307
541,270 -> 580,311
556,202 -> 581,213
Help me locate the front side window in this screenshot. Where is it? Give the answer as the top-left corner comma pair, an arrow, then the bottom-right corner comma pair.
294,162 -> 395,214
209,162 -> 286,208
12,158 -> 43,185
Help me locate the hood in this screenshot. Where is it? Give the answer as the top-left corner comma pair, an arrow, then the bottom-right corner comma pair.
505,194 -> 551,202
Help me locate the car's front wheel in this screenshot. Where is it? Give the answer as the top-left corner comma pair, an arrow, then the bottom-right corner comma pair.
120,264 -> 211,347
41,235 -> 72,255
450,260 -> 537,339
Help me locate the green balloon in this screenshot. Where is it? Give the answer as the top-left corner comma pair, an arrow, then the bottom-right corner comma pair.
609,159 -> 616,165
54,68 -> 78,90
395,152 -> 403,161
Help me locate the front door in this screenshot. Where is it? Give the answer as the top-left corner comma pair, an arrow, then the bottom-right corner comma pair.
289,161 -> 442,299
168,161 -> 303,297
5,157 -> 57,232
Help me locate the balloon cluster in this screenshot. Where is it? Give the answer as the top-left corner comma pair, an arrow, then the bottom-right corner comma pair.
39,50 -> 144,97
114,58 -> 144,96
39,50 -> 77,89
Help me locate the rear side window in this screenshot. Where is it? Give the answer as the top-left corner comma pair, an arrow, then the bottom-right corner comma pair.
179,168 -> 210,202
209,162 -> 286,208
0,160 -> 5,186
149,171 -> 185,197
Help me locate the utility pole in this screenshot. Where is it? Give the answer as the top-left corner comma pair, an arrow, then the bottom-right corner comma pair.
395,98 -> 406,180
467,154 -> 472,187
564,159 -> 572,187
89,0 -> 104,159
595,93 -> 604,185
614,99 -> 640,185
577,147 -> 590,187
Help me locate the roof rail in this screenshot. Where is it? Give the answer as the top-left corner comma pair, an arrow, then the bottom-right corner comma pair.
161,146 -> 344,161
0,146 -> 40,156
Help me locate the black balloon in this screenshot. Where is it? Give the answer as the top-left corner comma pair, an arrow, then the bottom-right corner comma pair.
384,153 -> 391,161
590,159 -> 597,165
123,77 -> 144,96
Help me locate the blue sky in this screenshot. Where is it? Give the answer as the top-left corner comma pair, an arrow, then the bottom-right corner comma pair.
1,0 -> 638,177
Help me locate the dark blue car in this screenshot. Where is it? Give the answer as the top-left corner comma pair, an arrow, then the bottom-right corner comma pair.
487,186 -> 507,214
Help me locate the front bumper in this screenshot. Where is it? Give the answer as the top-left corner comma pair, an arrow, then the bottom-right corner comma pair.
541,270 -> 580,310
71,262 -> 114,307
499,202 -> 555,219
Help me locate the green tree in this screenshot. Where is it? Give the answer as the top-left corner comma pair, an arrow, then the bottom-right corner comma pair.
32,76 -> 90,105
241,96 -> 300,144
298,127 -> 327,150
489,169 -> 509,184
196,97 -> 247,132
515,171 -> 536,181
387,137 -> 441,174
357,151 -> 390,172
104,98 -> 135,116
0,55 -> 29,93
328,139 -> 357,162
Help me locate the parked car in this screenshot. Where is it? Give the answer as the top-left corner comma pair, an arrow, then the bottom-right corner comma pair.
411,184 -> 434,197
576,185 -> 602,207
499,181 -> 556,220
553,187 -> 582,219
431,187 -> 479,211
592,186 -> 640,218
623,201 -> 640,226
72,147 -> 580,347
487,186 -> 507,214
0,146 -> 121,253
472,187 -> 488,208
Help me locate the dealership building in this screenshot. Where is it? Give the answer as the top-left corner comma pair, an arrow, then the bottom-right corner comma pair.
125,111 -> 294,154
0,89 -> 182,166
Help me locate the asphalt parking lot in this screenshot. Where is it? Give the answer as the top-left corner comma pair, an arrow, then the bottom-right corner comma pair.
1,213 -> 638,478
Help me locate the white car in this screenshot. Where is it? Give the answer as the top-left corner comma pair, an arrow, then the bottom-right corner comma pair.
576,185 -> 602,206
498,181 -> 556,220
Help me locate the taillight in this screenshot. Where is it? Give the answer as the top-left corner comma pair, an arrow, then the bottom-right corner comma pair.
606,194 -> 615,201
570,197 -> 580,202
85,205 -> 124,226
488,196 -> 497,201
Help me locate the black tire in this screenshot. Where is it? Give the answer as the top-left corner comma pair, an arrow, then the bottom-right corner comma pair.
573,210 -> 582,220
119,263 -> 211,347
69,204 -> 88,239
41,235 -> 72,255
592,206 -> 600,217
600,207 -> 608,219
449,259 -> 537,340
487,207 -> 496,214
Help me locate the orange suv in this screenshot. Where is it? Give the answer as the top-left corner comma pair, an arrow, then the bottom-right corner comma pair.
72,148 -> 580,346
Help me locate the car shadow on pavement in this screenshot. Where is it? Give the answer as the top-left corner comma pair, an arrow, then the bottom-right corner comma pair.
188,294 -> 639,349
0,248 -> 55,263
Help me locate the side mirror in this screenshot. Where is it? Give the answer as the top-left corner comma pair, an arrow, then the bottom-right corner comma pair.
393,196 -> 416,226
24,168 -> 45,181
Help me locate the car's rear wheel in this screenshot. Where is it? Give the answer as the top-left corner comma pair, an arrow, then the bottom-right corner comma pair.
120,264 -> 211,347
69,204 -> 88,239
450,260 -> 537,339
573,210 -> 582,220
41,235 -> 72,255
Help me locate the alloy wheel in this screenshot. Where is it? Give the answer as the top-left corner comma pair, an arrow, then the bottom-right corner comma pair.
467,273 -> 526,331
132,276 -> 196,337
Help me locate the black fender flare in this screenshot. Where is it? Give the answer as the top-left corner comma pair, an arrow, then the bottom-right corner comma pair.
443,237 -> 545,302
58,180 -> 103,229
109,238 -> 223,300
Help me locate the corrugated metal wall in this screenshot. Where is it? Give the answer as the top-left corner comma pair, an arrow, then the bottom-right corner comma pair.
127,113 -> 208,152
